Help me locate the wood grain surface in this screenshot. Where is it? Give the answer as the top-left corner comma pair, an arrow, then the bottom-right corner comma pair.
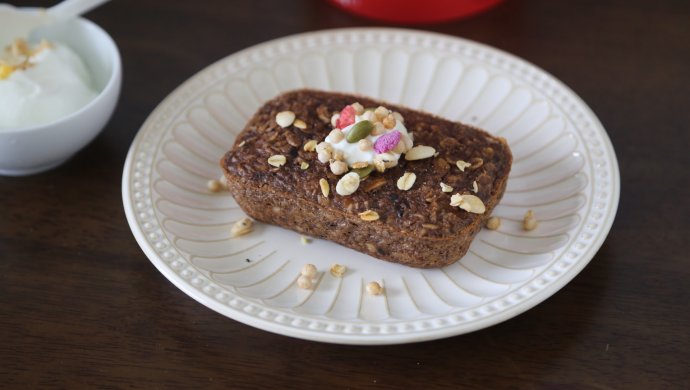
1,0 -> 689,388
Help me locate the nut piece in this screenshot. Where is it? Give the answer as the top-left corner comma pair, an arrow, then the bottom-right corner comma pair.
351,102 -> 364,115
392,111 -> 404,124
316,142 -> 333,163
374,106 -> 389,119
371,122 -> 386,135
275,111 -> 296,128
297,275 -> 313,289
317,151 -> 331,163
373,157 -> 386,173
405,145 -> 436,161
358,210 -> 380,221
335,172 -> 360,196
401,133 -> 413,151
230,217 -> 254,237
396,172 -> 416,191
267,154 -> 286,167
440,182 -> 453,193
300,161 -> 309,170
450,194 -> 486,214
392,140 -> 407,154
316,141 -> 333,154
301,263 -> 317,278
328,129 -> 345,143
351,161 -> 369,169
382,114 -> 396,129
329,160 -> 349,175
330,263 -> 346,277
303,139 -> 318,152
361,110 -> 376,122
207,179 -> 223,192
332,150 -> 344,161
472,180 -> 479,193
523,210 -> 538,231
330,113 -> 340,127
358,138 -> 373,151
300,235 -> 311,244
319,178 -> 330,197
456,160 -> 471,172
485,216 -> 501,230
293,119 -> 307,129
366,281 -> 383,296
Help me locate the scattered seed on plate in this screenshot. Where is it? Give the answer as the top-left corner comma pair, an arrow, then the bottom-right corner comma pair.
485,216 -> 501,230
301,263 -> 317,278
300,235 -> 311,245
366,281 -> 383,296
230,217 -> 253,238
523,210 -> 537,231
207,179 -> 223,192
297,275 -> 312,289
330,263 -> 346,278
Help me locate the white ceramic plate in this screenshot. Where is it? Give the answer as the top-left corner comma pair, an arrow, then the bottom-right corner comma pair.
123,28 -> 619,345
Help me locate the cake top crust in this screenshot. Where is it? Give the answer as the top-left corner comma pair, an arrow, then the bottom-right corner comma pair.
222,90 -> 512,238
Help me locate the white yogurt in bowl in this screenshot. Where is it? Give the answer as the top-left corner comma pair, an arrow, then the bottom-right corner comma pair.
0,38 -> 98,129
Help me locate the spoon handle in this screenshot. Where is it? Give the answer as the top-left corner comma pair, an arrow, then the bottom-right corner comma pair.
49,0 -> 110,19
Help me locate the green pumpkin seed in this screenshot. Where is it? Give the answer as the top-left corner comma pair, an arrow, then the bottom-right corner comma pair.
346,120 -> 374,143
352,165 -> 374,179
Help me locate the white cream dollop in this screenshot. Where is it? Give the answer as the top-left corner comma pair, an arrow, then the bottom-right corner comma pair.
325,113 -> 413,167
0,42 -> 98,130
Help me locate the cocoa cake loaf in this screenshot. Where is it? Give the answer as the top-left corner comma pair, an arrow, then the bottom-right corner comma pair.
221,90 -> 512,268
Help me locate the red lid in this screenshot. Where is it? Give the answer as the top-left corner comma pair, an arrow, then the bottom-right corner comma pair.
328,0 -> 504,24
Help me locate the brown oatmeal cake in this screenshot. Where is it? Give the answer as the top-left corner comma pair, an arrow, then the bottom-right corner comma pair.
221,90 -> 512,268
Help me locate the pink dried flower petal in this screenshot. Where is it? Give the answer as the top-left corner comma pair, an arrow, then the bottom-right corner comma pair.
336,105 -> 355,129
374,130 -> 401,154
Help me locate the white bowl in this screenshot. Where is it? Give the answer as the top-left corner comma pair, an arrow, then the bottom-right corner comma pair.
0,16 -> 121,176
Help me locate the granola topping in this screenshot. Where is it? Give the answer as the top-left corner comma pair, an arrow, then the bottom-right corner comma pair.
325,103 -> 413,169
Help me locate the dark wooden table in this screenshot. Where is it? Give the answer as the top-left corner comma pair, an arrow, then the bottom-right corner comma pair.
2,0 -> 689,388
